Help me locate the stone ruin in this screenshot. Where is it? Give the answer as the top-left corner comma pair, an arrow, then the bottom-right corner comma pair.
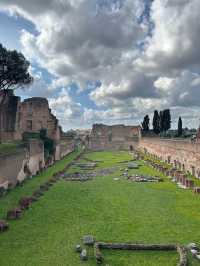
76,235 -> 189,266
128,175 -> 163,183
0,90 -> 61,143
7,208 -> 22,220
88,123 -> 141,151
63,167 -> 118,182
0,220 -> 9,232
94,242 -> 188,266
72,162 -> 97,170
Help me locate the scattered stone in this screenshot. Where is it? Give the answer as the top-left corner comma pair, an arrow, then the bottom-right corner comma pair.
40,184 -> 49,192
32,190 -> 44,198
113,178 -> 119,181
128,162 -> 139,169
0,220 -> 9,232
80,249 -> 88,261
187,243 -> 198,250
73,162 -> 97,170
195,253 -> 200,260
19,197 -> 32,210
128,175 -> 163,182
30,196 -> 39,202
83,235 -> 95,245
191,249 -> 198,255
7,208 -> 22,220
75,245 -> 82,253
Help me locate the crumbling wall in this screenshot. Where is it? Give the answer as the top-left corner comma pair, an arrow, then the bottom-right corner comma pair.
20,97 -> 60,141
27,139 -> 45,175
0,140 -> 45,187
0,148 -> 27,186
0,90 -> 21,142
54,137 -> 75,161
89,124 -> 141,151
139,137 -> 200,178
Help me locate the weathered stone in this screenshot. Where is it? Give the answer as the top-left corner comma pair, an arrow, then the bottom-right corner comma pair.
187,243 -> 198,250
191,249 -> 198,255
7,208 -> 22,220
89,124 -> 141,151
80,249 -> 88,261
19,197 -> 32,210
83,235 -> 95,245
0,220 -> 9,232
39,184 -> 49,192
75,245 -> 82,253
128,163 -> 139,169
195,253 -> 200,260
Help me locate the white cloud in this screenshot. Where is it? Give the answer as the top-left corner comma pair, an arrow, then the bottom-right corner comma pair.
1,0 -> 200,129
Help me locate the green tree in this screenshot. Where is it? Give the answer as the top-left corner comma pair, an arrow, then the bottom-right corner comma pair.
160,109 -> 171,132
142,115 -> 150,132
152,110 -> 160,134
163,109 -> 171,132
0,43 -> 33,90
159,111 -> 164,132
39,129 -> 55,158
178,117 -> 183,137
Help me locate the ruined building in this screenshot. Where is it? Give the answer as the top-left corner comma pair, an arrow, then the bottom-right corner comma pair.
0,90 -> 74,187
89,123 -> 141,150
0,90 -> 61,143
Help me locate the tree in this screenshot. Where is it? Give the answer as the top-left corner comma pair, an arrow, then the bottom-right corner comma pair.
152,110 -> 160,134
0,43 -> 33,90
142,115 -> 150,132
178,117 -> 183,137
39,129 -> 55,158
163,109 -> 171,132
160,109 -> 171,132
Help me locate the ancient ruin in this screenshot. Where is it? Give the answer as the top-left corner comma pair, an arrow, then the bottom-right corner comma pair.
88,123 -> 141,150
0,90 -> 76,189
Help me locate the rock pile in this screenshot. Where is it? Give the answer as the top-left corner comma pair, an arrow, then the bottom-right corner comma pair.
128,175 -> 163,182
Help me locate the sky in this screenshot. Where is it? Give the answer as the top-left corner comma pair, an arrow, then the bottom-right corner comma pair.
0,0 -> 200,131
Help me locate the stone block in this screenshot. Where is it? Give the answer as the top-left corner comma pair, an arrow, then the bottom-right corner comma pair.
80,249 -> 88,261
7,208 -> 22,220
83,235 -> 95,245
0,220 -> 9,232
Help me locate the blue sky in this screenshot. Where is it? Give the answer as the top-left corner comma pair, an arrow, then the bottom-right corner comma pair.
0,0 -> 200,130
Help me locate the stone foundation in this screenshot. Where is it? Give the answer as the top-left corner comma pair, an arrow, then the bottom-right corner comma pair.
89,124 -> 141,151
139,137 -> 200,178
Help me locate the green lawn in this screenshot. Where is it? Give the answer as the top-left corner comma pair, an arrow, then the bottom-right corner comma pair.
0,150 -> 200,265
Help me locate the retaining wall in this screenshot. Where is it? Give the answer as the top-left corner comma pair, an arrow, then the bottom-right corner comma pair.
139,137 -> 200,177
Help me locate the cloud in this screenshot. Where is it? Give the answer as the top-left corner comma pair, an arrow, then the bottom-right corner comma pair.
135,0 -> 200,74
48,88 -> 83,130
1,0 -> 200,129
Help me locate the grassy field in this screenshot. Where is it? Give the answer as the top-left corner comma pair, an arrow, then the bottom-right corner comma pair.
0,150 -> 200,265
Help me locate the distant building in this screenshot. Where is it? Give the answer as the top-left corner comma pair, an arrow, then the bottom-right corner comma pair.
89,123 -> 141,151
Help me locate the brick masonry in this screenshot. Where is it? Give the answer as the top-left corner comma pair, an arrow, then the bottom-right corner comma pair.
139,137 -> 200,178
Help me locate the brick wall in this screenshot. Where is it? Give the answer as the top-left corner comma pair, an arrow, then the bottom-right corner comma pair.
139,137 -> 200,178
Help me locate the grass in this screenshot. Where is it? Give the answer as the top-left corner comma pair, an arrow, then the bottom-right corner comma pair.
0,149 -> 82,218
0,142 -> 24,155
0,150 -> 200,265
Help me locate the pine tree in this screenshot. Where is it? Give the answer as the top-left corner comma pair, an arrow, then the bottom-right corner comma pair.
159,111 -> 164,132
152,110 -> 160,134
160,109 -> 171,132
142,115 -> 150,132
178,117 -> 182,137
163,109 -> 171,132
